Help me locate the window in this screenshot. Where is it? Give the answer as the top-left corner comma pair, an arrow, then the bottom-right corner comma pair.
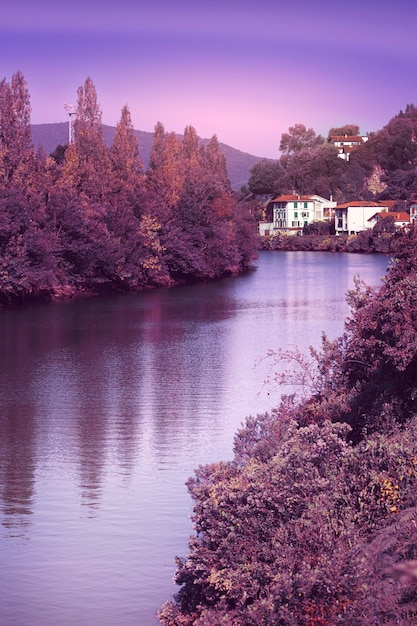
304,202 -> 308,208
294,211 -> 298,218
294,202 -> 298,208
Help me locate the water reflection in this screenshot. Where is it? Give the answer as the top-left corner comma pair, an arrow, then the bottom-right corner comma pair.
0,281 -> 237,527
0,255 -> 387,526
0,405 -> 36,533
0,251 -> 389,625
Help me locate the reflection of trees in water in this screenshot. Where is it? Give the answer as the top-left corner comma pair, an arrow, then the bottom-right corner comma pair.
0,256 -> 389,534
0,405 -> 36,535
140,285 -> 233,457
66,296 -> 152,515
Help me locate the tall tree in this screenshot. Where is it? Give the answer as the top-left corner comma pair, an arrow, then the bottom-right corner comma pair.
109,104 -> 144,217
200,135 -> 230,194
73,77 -> 111,202
182,125 -> 200,169
110,105 -> 143,187
146,122 -> 184,209
0,71 -> 33,186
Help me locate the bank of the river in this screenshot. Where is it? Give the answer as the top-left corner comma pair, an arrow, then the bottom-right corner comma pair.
0,251 -> 389,626
259,230 -> 396,254
159,228 -> 417,626
0,265 -> 253,311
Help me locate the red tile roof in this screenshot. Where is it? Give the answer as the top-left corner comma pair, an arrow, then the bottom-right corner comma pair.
368,211 -> 410,222
271,194 -> 313,202
383,211 -> 410,222
336,201 -> 383,209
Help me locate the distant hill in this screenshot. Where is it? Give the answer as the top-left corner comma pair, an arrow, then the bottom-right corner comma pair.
31,123 -> 264,189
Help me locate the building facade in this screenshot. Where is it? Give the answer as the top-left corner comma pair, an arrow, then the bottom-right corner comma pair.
329,135 -> 369,160
335,201 -> 389,235
259,194 -> 336,236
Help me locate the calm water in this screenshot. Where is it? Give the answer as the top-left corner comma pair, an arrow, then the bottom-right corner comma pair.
0,251 -> 388,626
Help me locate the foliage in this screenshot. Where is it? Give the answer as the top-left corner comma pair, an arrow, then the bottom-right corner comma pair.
279,123 -> 325,155
248,159 -> 284,195
328,124 -> 360,138
0,71 -> 34,187
159,226 -> 417,625
249,104 -> 417,201
0,73 -> 258,307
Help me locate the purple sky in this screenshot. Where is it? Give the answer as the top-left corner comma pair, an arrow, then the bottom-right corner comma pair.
2,0 -> 417,158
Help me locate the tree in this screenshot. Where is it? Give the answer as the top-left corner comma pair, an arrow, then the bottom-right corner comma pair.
49,144 -> 67,165
200,135 -> 230,194
248,159 -> 284,195
0,73 -> 259,306
109,104 -> 144,217
0,71 -> 33,186
279,123 -> 324,155
73,77 -> 111,202
181,125 -> 200,170
146,122 -> 184,209
110,104 -> 143,188
307,144 -> 348,199
328,124 -> 360,138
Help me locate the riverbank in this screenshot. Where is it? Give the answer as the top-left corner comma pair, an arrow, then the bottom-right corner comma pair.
159,226 -> 417,626
259,230 -> 395,253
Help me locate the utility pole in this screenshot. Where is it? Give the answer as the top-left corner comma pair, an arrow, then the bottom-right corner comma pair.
64,104 -> 76,143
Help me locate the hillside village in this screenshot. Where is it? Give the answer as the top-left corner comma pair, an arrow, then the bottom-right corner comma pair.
258,194 -> 416,237
252,114 -> 417,240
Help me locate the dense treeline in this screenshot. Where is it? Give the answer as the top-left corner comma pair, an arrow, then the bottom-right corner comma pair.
0,72 -> 258,307
249,111 -> 417,202
159,226 -> 417,625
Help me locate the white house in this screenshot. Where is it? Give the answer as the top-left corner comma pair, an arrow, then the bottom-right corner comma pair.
259,194 -> 336,236
329,135 -> 369,161
368,211 -> 410,230
409,199 -> 417,223
335,201 -> 390,235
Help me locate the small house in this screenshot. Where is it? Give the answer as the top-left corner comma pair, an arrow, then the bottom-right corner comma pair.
259,194 -> 336,236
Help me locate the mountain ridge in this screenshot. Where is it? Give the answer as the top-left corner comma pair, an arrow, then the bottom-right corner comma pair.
31,122 -> 265,189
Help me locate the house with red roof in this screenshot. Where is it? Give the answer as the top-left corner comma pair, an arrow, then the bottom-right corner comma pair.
335,201 -> 392,235
368,211 -> 410,229
259,194 -> 336,236
329,135 -> 368,160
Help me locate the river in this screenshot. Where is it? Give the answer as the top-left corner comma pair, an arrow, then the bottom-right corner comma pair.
0,251 -> 389,626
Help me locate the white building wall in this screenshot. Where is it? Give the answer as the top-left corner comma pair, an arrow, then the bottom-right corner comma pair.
269,196 -> 337,234
409,204 -> 417,223
347,206 -> 379,234
259,222 -> 274,236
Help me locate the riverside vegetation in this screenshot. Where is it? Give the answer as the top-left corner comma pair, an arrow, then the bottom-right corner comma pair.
4,71 -> 417,624
0,72 -> 258,308
159,225 -> 417,625
248,111 -> 417,201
